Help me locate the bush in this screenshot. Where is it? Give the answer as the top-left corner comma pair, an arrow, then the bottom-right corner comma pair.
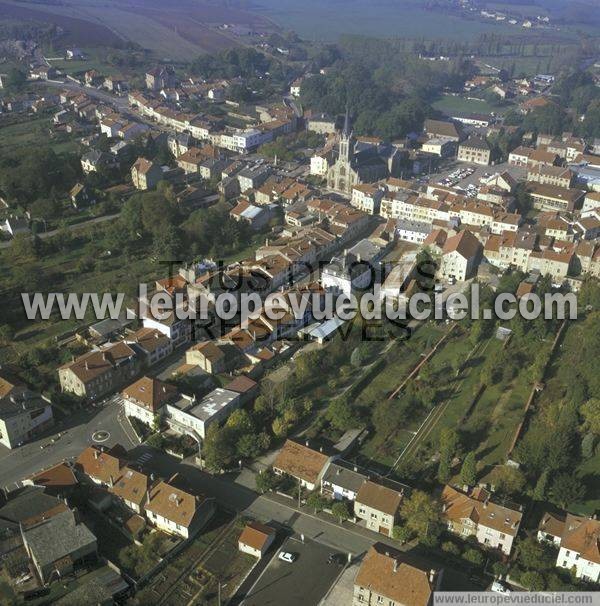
463,548 -> 485,566
441,541 -> 461,556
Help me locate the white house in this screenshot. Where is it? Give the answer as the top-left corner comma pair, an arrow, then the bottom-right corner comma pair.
238,521 -> 276,559
439,230 -> 483,282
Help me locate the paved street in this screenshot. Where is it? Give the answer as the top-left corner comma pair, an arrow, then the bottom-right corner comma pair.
0,395 -> 138,491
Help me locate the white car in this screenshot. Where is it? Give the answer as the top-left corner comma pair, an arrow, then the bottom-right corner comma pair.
491,581 -> 511,594
278,551 -> 296,563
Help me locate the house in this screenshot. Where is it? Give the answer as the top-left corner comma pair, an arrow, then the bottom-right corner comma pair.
238,521 -> 276,559
58,342 -> 138,399
69,183 -> 95,209
122,376 -> 178,426
272,440 -> 331,491
146,66 -> 176,91
224,375 -> 258,404
441,485 -> 522,555
396,219 -> 432,244
110,466 -> 150,514
144,477 -> 215,539
185,341 -> 227,374
0,375 -> 54,449
353,543 -> 443,606
75,445 -> 122,486
457,136 -> 491,166
1,216 -> 30,237
131,157 -> 163,190
537,511 -> 565,547
126,326 -> 173,367
25,463 -> 78,497
165,388 -> 241,440
552,513 -> 600,582
351,184 -> 384,215
22,509 -> 97,584
354,479 -> 407,537
229,200 -> 271,230
424,119 -> 460,142
439,230 -> 483,282
307,113 -> 337,135
321,460 -> 369,501
81,150 -> 113,174
508,146 -> 534,166
421,137 -> 456,158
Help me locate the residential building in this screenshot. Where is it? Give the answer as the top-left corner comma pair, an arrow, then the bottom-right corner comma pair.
238,521 -> 276,559
424,119 -> 460,142
353,543 -> 442,606
122,376 -> 178,426
165,388 -> 241,440
527,183 -> 585,212
537,511 -> 565,547
307,113 -> 337,135
22,509 -> 97,584
185,341 -> 227,374
58,342 -> 138,399
457,136 -> 491,166
527,165 -> 574,189
0,376 -> 53,449
110,466 -> 150,514
75,445 -> 122,486
421,137 -> 456,158
354,480 -> 407,537
441,485 -> 522,555
396,219 -> 432,244
439,230 -> 483,282
508,146 -> 534,166
547,513 -> 600,582
144,477 -> 215,539
126,326 -> 173,367
131,157 -> 163,190
272,440 -> 331,491
351,184 -> 385,215
321,460 -> 369,501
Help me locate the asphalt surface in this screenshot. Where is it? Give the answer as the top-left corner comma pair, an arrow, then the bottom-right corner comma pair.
0,394 -> 138,491
240,535 -> 344,606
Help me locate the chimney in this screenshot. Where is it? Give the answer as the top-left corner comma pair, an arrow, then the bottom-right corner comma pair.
353,466 -> 358,472
94,449 -> 99,459
319,446 -> 323,453
146,491 -> 151,506
109,475 -> 114,488
85,361 -> 89,370
305,440 -> 310,447
393,559 -> 398,573
429,569 -> 436,584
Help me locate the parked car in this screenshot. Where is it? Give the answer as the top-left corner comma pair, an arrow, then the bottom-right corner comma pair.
278,551 -> 296,563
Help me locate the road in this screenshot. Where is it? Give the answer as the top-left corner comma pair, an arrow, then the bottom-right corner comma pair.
0,394 -> 138,492
0,212 -> 120,249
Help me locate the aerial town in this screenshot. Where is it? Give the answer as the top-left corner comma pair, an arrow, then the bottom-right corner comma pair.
0,1 -> 600,604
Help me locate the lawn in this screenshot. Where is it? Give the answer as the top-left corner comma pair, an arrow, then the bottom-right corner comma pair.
432,94 -> 503,117
0,115 -> 81,155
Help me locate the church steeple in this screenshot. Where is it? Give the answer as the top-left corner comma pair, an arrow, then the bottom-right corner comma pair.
339,106 -> 353,162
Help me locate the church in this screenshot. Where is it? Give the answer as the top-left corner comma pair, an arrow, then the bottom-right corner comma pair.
326,113 -> 394,194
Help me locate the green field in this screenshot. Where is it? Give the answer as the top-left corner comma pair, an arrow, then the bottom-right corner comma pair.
0,116 -> 80,155
254,0 -> 516,40
432,94 -> 503,117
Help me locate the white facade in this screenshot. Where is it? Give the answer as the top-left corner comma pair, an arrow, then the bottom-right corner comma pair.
0,397 -> 53,449
145,509 -> 189,539
557,547 -> 600,583
310,154 -> 329,176
475,524 -> 515,556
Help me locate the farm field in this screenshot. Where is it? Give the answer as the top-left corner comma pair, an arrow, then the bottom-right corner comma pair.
0,0 -> 273,59
251,0 -> 516,40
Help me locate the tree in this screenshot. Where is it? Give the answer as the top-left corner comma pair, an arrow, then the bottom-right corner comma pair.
400,490 -> 441,544
580,399 -> 600,435
203,425 -> 236,472
516,537 -> 554,571
327,397 -> 359,431
489,465 -> 525,497
582,433 -> 596,459
255,469 -> 278,493
306,492 -> 328,513
459,452 -> 477,487
438,428 -> 459,483
392,525 -> 413,544
331,501 -> 351,523
463,548 -> 484,566
550,474 -> 586,509
533,469 -> 550,501
520,571 -> 545,591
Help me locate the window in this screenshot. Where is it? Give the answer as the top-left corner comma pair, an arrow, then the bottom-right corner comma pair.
377,597 -> 384,604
